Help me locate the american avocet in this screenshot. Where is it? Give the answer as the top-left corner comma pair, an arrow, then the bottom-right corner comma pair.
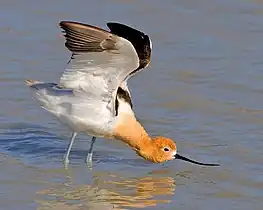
25,21 -> 219,166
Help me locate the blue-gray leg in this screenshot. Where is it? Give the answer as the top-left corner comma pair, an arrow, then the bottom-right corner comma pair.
86,136 -> 96,165
63,132 -> 77,166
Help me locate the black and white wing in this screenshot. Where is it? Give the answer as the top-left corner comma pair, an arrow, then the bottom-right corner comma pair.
59,21 -> 140,114
106,22 -> 152,112
107,22 -> 152,76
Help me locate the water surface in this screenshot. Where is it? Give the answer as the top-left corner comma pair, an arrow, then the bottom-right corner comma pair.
1,0 -> 263,209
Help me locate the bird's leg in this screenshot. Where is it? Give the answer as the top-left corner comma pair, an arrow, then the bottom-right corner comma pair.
86,136 -> 96,166
63,132 -> 77,166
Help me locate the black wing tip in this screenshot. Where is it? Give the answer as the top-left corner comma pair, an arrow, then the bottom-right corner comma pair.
59,21 -> 144,32
107,22 -> 128,28
59,21 -> 148,38
107,22 -> 145,35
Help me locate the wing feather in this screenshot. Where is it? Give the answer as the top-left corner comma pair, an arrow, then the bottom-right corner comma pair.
59,21 -> 140,114
107,22 -> 152,72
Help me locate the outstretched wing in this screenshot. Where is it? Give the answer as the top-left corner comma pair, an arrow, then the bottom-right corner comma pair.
59,21 -> 140,113
106,22 -> 152,112
107,22 -> 152,75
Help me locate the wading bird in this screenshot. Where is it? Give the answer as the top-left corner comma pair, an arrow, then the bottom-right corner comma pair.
25,21 -> 219,167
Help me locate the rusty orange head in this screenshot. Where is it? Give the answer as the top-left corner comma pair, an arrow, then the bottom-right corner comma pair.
136,136 -> 219,166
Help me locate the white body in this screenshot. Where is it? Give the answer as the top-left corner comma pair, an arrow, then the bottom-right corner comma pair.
32,82 -> 121,137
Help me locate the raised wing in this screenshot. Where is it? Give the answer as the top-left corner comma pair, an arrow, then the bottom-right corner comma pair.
106,22 -> 152,114
59,21 -> 140,108
107,22 -> 152,75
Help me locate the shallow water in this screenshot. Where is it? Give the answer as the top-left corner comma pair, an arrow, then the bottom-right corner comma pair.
1,0 -> 263,209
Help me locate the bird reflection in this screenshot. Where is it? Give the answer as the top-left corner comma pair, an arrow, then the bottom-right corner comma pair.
36,169 -> 176,210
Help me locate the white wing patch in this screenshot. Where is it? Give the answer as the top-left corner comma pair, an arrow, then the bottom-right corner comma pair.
59,21 -> 140,115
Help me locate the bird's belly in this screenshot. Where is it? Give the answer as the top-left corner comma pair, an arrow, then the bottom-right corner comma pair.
57,111 -> 115,137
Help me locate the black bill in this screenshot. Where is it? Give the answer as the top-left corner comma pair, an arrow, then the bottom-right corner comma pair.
175,154 -> 220,166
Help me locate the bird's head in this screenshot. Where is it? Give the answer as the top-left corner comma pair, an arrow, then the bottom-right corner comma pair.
136,136 -> 219,166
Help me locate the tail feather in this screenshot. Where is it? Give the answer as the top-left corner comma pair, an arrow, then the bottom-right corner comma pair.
25,79 -> 57,112
25,79 -> 59,90
24,79 -> 42,87
25,79 -> 71,116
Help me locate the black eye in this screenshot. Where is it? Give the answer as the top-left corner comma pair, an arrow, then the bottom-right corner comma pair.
163,147 -> 170,152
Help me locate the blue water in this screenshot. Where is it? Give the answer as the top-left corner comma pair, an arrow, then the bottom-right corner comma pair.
1,0 -> 263,209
